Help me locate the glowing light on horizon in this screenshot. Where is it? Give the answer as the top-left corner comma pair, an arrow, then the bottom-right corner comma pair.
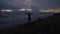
18,8 -> 32,12
18,8 -> 25,11
1,9 -> 13,12
39,9 -> 54,12
26,9 -> 32,11
39,9 -> 60,13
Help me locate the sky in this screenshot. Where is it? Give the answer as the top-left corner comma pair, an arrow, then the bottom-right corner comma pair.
0,0 -> 60,9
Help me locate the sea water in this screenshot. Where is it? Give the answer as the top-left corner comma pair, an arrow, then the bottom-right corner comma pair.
0,11 -> 54,29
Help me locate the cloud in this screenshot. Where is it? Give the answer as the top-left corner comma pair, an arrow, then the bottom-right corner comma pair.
0,0 -> 60,9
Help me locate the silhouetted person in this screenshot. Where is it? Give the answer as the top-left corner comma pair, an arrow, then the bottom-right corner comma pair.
25,10 -> 33,24
28,13 -> 31,24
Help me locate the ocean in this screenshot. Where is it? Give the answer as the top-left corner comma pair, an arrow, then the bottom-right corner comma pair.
0,11 -> 54,29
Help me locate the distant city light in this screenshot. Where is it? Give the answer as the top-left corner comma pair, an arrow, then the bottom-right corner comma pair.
0,8 -> 60,13
18,8 -> 25,11
47,10 -> 53,12
1,9 -> 13,12
39,10 -> 47,12
26,9 -> 32,11
39,9 -> 54,12
18,8 -> 32,12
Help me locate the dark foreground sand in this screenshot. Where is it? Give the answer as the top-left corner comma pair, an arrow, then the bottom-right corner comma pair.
0,13 -> 60,34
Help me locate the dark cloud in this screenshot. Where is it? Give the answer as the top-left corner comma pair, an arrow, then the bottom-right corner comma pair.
0,0 -> 60,9
0,0 -> 17,9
